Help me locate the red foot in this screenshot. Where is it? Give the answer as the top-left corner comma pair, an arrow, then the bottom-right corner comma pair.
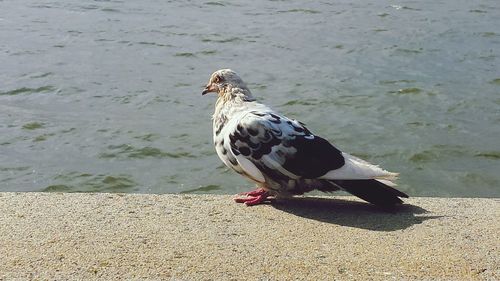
234,188 -> 269,206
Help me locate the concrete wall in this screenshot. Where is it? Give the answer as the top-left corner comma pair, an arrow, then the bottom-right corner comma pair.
0,193 -> 498,280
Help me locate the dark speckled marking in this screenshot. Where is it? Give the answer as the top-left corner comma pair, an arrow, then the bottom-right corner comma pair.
229,133 -> 237,145
231,146 -> 240,156
282,139 -> 293,148
247,140 -> 259,149
233,131 -> 251,146
293,125 -> 304,133
228,156 -> 238,165
239,147 -> 251,156
215,115 -> 228,136
262,131 -> 272,142
250,111 -> 266,117
251,136 -> 280,160
271,128 -> 283,137
269,116 -> 281,124
248,127 -> 258,136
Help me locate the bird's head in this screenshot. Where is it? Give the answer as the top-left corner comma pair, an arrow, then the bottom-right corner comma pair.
202,69 -> 252,99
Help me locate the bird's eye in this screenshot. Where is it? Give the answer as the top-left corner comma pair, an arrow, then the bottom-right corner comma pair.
213,75 -> 221,83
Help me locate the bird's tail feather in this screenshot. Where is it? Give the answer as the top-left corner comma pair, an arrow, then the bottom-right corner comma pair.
329,179 -> 409,207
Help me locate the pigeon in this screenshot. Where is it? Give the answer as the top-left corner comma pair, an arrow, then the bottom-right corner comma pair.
202,69 -> 408,207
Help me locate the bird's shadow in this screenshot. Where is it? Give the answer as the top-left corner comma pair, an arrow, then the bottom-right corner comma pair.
269,197 -> 441,232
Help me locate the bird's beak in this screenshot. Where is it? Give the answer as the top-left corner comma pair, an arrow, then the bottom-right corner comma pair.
202,83 -> 217,96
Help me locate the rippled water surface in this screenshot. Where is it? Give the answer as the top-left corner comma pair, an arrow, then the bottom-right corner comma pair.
1,0 -> 499,197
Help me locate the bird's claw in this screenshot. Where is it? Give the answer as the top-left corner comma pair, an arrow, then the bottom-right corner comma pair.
234,188 -> 270,206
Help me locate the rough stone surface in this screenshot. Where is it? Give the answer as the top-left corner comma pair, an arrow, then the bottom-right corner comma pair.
0,193 -> 498,280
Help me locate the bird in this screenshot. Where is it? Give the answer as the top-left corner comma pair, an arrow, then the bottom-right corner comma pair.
202,69 -> 408,207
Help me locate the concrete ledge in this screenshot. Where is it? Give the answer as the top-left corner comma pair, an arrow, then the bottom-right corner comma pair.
0,193 -> 498,280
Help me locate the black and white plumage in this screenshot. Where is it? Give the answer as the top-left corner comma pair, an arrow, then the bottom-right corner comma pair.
202,69 -> 408,207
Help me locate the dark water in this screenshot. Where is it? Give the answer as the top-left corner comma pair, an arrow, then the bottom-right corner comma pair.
1,0 -> 499,197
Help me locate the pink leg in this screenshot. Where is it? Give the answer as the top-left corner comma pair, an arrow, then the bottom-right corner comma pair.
234,188 -> 270,206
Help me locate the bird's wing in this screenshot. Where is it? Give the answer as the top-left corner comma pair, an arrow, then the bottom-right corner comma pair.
224,110 -> 347,181
224,110 -> 399,183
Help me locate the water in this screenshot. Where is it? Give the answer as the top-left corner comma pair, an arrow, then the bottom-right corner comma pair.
1,0 -> 499,197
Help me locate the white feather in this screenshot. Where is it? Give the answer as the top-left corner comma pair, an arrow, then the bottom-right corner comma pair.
234,154 -> 265,183
319,153 -> 399,180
